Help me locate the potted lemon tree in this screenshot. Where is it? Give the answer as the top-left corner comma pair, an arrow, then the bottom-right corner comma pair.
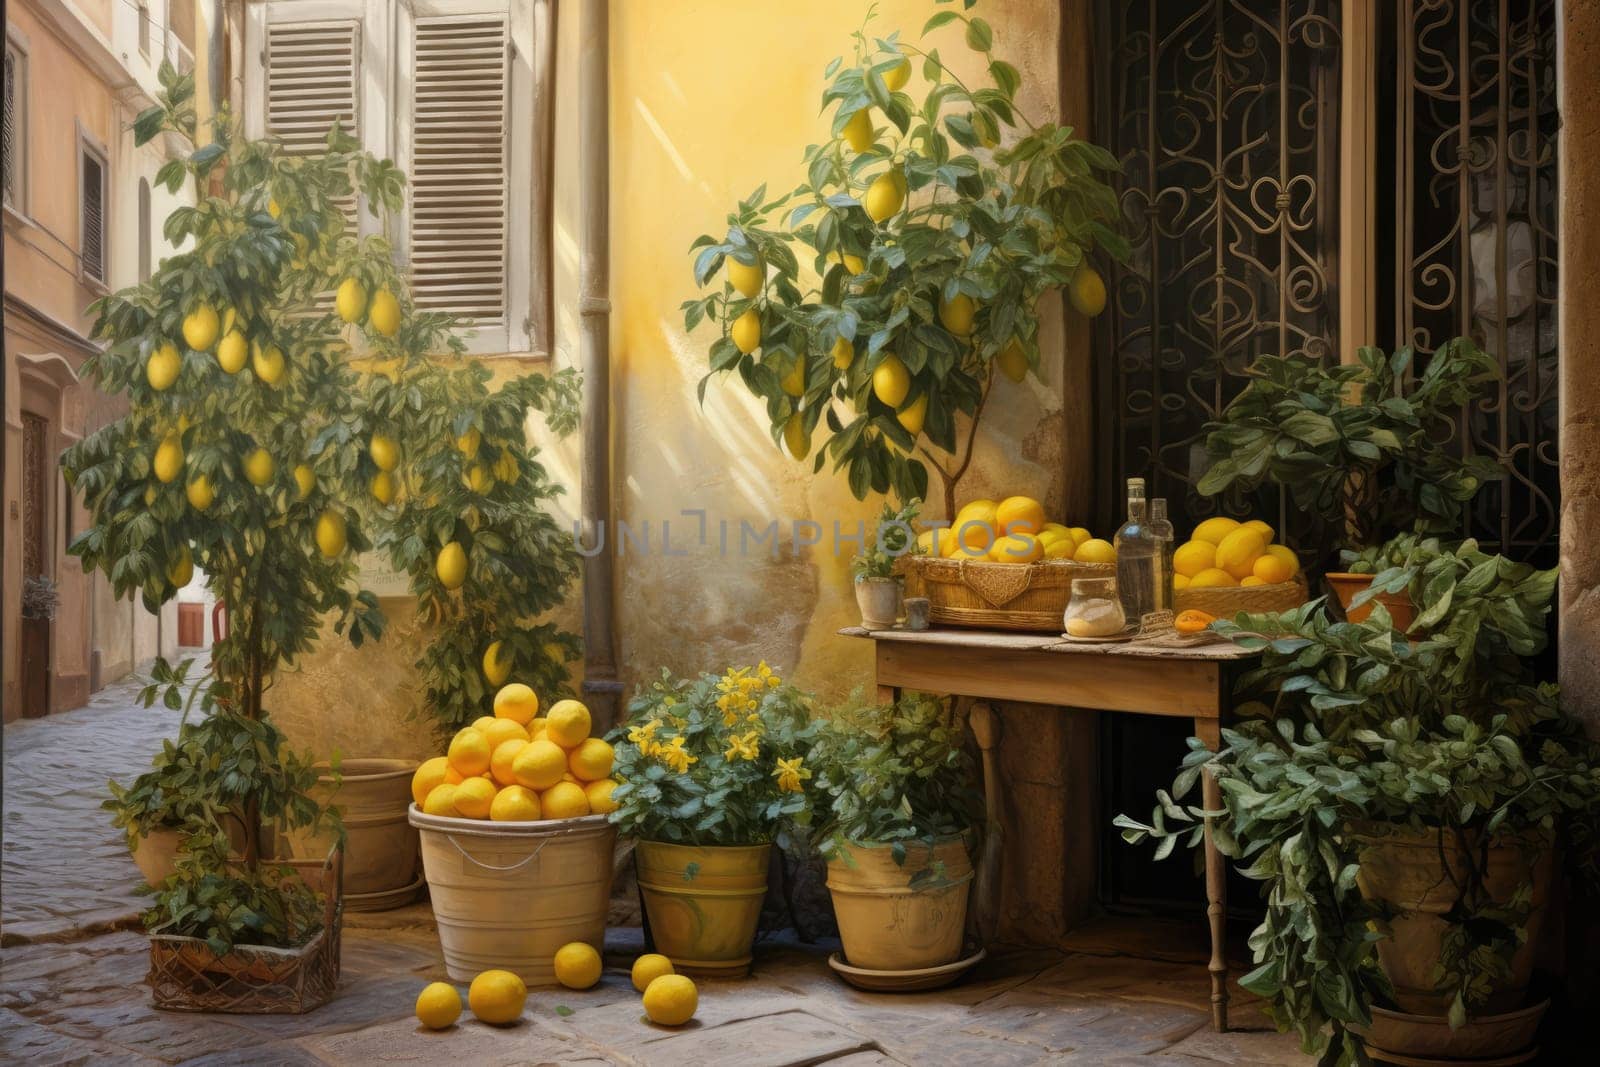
608,664 -> 821,976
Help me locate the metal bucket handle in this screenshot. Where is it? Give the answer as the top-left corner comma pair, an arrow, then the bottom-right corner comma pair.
444,833 -> 551,874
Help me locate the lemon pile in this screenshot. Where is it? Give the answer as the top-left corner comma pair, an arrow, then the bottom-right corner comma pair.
919,495 -> 1114,566
1172,517 -> 1301,590
412,684 -> 618,822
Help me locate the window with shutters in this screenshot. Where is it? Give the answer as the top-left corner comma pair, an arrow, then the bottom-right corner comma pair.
4,34 -> 25,212
79,136 -> 108,286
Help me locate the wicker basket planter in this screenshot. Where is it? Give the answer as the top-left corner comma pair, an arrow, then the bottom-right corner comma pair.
906,556 -> 1114,633
147,847 -> 343,1014
1175,575 -> 1307,618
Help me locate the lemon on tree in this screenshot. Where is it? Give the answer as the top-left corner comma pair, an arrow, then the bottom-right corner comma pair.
370,470 -> 396,504
146,342 -> 181,390
896,392 -> 927,436
153,434 -> 184,483
726,255 -> 765,298
864,168 -> 906,223
830,335 -> 854,369
730,308 -> 761,354
250,341 -> 284,385
841,109 -> 874,152
996,338 -> 1029,383
336,277 -> 368,324
938,293 -> 976,336
182,304 -> 219,351
216,329 -> 247,374
167,546 -> 193,588
872,353 -> 910,407
292,464 -> 315,499
315,509 -> 347,557
782,412 -> 810,460
483,640 -> 512,686
1068,266 -> 1107,317
185,475 -> 214,511
435,540 -> 468,589
244,447 -> 275,487
368,288 -> 401,337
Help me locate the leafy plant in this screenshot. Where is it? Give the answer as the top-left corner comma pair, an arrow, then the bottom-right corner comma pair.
684,6 -> 1124,516
608,665 -> 822,848
140,835 -> 327,959
851,497 -> 923,580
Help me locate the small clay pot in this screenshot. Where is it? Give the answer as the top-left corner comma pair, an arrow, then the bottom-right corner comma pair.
855,576 -> 902,630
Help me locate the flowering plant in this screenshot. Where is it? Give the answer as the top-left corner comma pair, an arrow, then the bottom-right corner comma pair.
608,664 -> 822,847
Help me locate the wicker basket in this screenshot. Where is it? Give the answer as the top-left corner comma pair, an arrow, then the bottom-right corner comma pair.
908,555 -> 1115,632
1175,575 -> 1308,618
148,846 -> 343,1014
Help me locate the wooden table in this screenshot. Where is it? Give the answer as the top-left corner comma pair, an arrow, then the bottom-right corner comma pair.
840,625 -> 1257,1032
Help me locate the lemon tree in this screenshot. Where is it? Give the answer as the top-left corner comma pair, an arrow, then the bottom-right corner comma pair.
684,5 -> 1125,515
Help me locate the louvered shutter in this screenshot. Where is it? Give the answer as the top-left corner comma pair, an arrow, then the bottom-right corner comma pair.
4,47 -> 18,206
81,150 -> 105,283
265,20 -> 360,153
408,13 -> 510,326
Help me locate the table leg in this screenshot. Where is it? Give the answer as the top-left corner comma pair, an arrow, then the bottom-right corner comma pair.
876,684 -> 900,705
1196,716 -> 1228,1032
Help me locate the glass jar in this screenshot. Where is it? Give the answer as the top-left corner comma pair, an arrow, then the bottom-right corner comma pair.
1064,576 -> 1128,638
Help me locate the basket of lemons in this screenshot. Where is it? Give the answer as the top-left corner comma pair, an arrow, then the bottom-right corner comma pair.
1172,517 -> 1306,615
906,495 -> 1116,632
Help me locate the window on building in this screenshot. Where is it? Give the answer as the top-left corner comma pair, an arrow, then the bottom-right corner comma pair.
4,34 -> 26,211
138,177 -> 152,282
80,139 -> 108,285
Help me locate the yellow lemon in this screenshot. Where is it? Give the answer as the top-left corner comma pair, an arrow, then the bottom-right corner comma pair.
315,509 -> 346,557
1042,537 -> 1074,559
954,500 -> 998,549
415,981 -> 461,1030
938,293 -> 976,336
1252,553 -> 1294,585
494,450 -> 519,484
494,683 -> 539,724
512,739 -> 568,790
1037,528 -> 1070,549
483,641 -> 512,686
1188,567 -> 1239,589
780,356 -> 806,398
467,969 -> 527,1026
147,343 -> 181,390
167,546 -> 193,588
996,338 -> 1028,382
528,717 -> 547,738
782,413 -> 810,461
730,308 -> 761,354
1215,527 -> 1266,580
1067,526 -> 1093,548
830,336 -> 854,370
472,715 -> 498,733
552,942 -> 602,990
946,539 -> 988,559
864,169 -> 905,223
477,717 -> 529,753
989,534 -> 1042,564
186,475 -> 214,511
216,330 -> 247,374
585,779 -> 619,815
422,783 -> 459,817
182,304 -> 220,351
1173,540 -> 1217,578
896,392 -> 927,436
871,353 -> 910,407
412,756 -> 455,807
545,699 -> 592,748
568,738 -> 615,782
915,529 -> 946,556
841,109 -> 874,152
1240,576 -> 1266,587
996,496 -> 1045,536
154,434 -> 184,483
1264,544 -> 1301,577
727,256 -> 765,298
456,427 -> 481,459
369,434 -> 399,472
1192,517 -> 1241,545
1073,538 -> 1117,564
1172,573 -> 1191,590
829,250 -> 866,275
435,541 -> 468,590
368,288 -> 401,337
251,342 -> 285,385
882,55 -> 911,91
452,776 -> 496,819
335,278 -> 368,324
1068,266 -> 1108,317
631,954 -> 674,993
267,196 -> 281,219
490,739 -> 529,787
448,727 -> 492,778
244,447 -> 274,487
1242,519 -> 1276,544
540,780 -> 591,820
490,784 -> 541,822
463,464 -> 494,494
642,974 -> 698,1027
370,470 -> 396,504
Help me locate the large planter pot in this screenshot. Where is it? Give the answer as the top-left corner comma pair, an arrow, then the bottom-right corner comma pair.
131,814 -> 249,886
1352,824 -> 1555,1017
826,835 -> 973,971
1325,572 -> 1417,630
284,758 -> 420,910
855,576 -> 902,630
1355,1001 -> 1548,1065
635,840 -> 770,977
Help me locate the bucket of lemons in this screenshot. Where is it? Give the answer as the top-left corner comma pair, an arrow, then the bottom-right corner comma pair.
1171,517 -> 1306,615
407,684 -> 618,985
907,495 -> 1115,632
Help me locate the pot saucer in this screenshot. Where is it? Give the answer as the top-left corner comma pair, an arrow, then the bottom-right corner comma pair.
827,947 -> 986,992
345,873 -> 424,912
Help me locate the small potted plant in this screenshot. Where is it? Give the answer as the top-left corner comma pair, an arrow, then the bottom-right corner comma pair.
851,498 -> 921,629
608,664 -> 820,977
809,693 -> 981,976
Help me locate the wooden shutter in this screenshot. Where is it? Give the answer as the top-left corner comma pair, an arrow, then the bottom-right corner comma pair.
409,13 -> 510,325
264,20 -> 361,153
4,46 -> 18,206
81,149 -> 105,283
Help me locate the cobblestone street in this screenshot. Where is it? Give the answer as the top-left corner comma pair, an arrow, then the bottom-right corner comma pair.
1,664 -> 1308,1065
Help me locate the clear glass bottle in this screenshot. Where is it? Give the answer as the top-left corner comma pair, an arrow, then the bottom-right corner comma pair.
1149,497 -> 1175,613
1113,477 -> 1160,624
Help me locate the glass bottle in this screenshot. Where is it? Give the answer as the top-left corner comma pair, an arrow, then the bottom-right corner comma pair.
1113,477 -> 1159,624
1149,497 -> 1175,613
1064,576 -> 1126,638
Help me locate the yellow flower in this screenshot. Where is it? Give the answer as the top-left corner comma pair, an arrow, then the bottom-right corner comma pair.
774,757 -> 809,794
627,718 -> 661,745
757,661 -> 782,688
724,731 -> 760,762
657,735 -> 697,775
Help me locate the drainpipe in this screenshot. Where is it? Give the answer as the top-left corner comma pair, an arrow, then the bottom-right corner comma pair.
578,0 -> 621,730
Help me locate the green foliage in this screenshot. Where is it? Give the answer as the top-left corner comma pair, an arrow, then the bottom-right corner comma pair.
1197,339 -> 1503,552
684,8 -> 1124,509
608,665 -> 822,848
850,497 -> 923,580
140,835 -> 326,958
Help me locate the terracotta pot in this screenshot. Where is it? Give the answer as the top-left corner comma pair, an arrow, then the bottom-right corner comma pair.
635,840 -> 770,977
1325,572 -> 1417,630
1352,823 -> 1555,1016
826,836 -> 973,971
130,814 -> 249,885
283,758 -> 420,908
1356,1001 -> 1548,1064
855,576 -> 902,630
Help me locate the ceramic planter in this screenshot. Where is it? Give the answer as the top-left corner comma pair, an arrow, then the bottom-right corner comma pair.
635,840 -> 771,977
826,835 -> 973,971
855,576 -> 902,630
1325,572 -> 1416,630
284,758 -> 421,909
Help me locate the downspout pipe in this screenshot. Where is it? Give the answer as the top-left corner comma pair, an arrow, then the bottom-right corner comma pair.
578,0 -> 622,730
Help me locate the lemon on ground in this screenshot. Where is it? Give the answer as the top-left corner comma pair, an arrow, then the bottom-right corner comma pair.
167,547 -> 193,588
292,464 -> 315,499
1173,540 -> 1217,578
996,496 -> 1045,536
1067,526 -> 1093,547
415,982 -> 462,1029
1264,544 -> 1301,576
938,293 -> 976,336
182,304 -> 220,351
782,413 -> 810,461
147,343 -> 181,390
336,278 -> 368,324
882,55 -> 911,91
369,288 -> 401,337
495,683 -> 539,724
1192,517 -> 1241,545
631,954 -> 674,993
1241,519 -> 1275,544
369,433 -> 400,472
1252,553 -> 1294,585
552,942 -> 602,990
864,169 -> 905,223
989,534 -> 1042,564
186,475 -> 215,511
512,739 -> 568,790
727,256 -> 765,298
829,336 -> 854,370
412,756 -> 455,806
370,470 -> 396,504
1240,576 -> 1266,587
841,109 -> 874,152
468,970 -> 527,1026
997,338 -> 1028,382
568,738 -> 615,782
483,641 -> 512,686
216,330 -> 247,374
642,974 -> 698,1027
1173,573 -> 1191,590
730,308 -> 761,354
1074,538 -> 1117,564
540,781 -> 590,820
154,434 -> 184,483
780,356 -> 806,398
585,779 -> 619,815
477,717 -> 529,752
448,727 -> 492,778
251,342 -> 285,385
452,776 -> 496,819
315,509 -> 347,557
436,541 -> 468,590
1189,567 -> 1239,589
545,699 -> 592,748
422,783 -> 459,817
457,427 -> 482,459
1068,266 -> 1108,317
491,784 -> 541,822
1215,527 -> 1267,579
871,353 -> 910,407
490,739 -> 529,787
